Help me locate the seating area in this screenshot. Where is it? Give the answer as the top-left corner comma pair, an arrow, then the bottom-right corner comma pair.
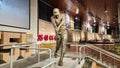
68,30 -> 114,44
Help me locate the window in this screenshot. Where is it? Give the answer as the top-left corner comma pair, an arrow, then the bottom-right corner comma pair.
39,0 -> 53,22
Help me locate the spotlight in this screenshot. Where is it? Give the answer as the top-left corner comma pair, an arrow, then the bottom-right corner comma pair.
75,7 -> 79,14
105,10 -> 108,13
107,21 -> 110,26
75,17 -> 78,20
107,21 -> 110,29
104,2 -> 108,13
92,17 -> 96,23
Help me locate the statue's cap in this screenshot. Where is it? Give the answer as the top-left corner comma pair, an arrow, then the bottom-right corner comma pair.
53,8 -> 60,16
53,8 -> 59,13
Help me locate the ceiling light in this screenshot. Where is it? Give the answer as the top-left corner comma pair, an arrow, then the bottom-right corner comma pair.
92,17 -> 96,23
105,10 -> 108,13
75,17 -> 78,20
88,15 -> 91,21
107,21 -> 110,26
75,7 -> 79,14
104,2 -> 108,13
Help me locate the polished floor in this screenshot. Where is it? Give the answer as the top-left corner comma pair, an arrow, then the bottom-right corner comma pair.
28,51 -> 81,68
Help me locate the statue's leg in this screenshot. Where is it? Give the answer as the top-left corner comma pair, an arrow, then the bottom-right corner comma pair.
54,35 -> 62,58
58,39 -> 64,66
58,31 -> 68,66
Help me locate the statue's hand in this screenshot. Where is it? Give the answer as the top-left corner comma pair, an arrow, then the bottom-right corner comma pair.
56,27 -> 59,32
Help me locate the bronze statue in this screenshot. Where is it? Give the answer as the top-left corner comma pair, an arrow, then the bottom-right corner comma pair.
51,8 -> 68,66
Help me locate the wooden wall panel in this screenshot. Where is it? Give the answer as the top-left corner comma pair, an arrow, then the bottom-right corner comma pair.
118,3 -> 120,23
1,32 -> 20,44
26,34 -> 33,38
0,48 -> 20,63
0,32 -> 1,39
20,34 -> 26,43
0,32 -> 29,44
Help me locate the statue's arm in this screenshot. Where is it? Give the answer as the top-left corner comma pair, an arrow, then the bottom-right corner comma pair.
51,17 -> 57,29
57,14 -> 65,30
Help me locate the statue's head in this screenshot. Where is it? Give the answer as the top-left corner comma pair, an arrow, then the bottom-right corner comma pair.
53,8 -> 60,16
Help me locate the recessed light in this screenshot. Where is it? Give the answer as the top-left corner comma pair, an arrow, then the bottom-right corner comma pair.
75,17 -> 78,20
105,10 -> 108,13
75,7 -> 79,14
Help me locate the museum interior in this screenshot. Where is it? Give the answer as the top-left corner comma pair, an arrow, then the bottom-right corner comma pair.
0,0 -> 120,68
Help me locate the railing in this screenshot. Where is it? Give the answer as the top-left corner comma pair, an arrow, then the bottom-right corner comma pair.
10,44 -> 56,68
0,43 -> 56,68
79,45 -> 120,68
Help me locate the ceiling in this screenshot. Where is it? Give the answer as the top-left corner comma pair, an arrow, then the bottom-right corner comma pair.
41,0 -> 120,26
82,0 -> 120,25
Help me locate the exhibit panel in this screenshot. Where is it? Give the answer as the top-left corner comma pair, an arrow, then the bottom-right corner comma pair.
0,0 -> 30,29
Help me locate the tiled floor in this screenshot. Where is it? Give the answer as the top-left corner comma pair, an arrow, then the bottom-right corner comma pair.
0,54 -> 49,68
0,51 -> 80,68
28,51 -> 81,68
28,57 -> 81,68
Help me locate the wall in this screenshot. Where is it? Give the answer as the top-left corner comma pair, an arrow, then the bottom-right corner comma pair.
38,19 -> 56,43
118,3 -> 120,23
0,0 -> 38,42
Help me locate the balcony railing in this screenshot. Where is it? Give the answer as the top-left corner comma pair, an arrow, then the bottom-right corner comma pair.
67,29 -> 114,44
79,45 -> 120,68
